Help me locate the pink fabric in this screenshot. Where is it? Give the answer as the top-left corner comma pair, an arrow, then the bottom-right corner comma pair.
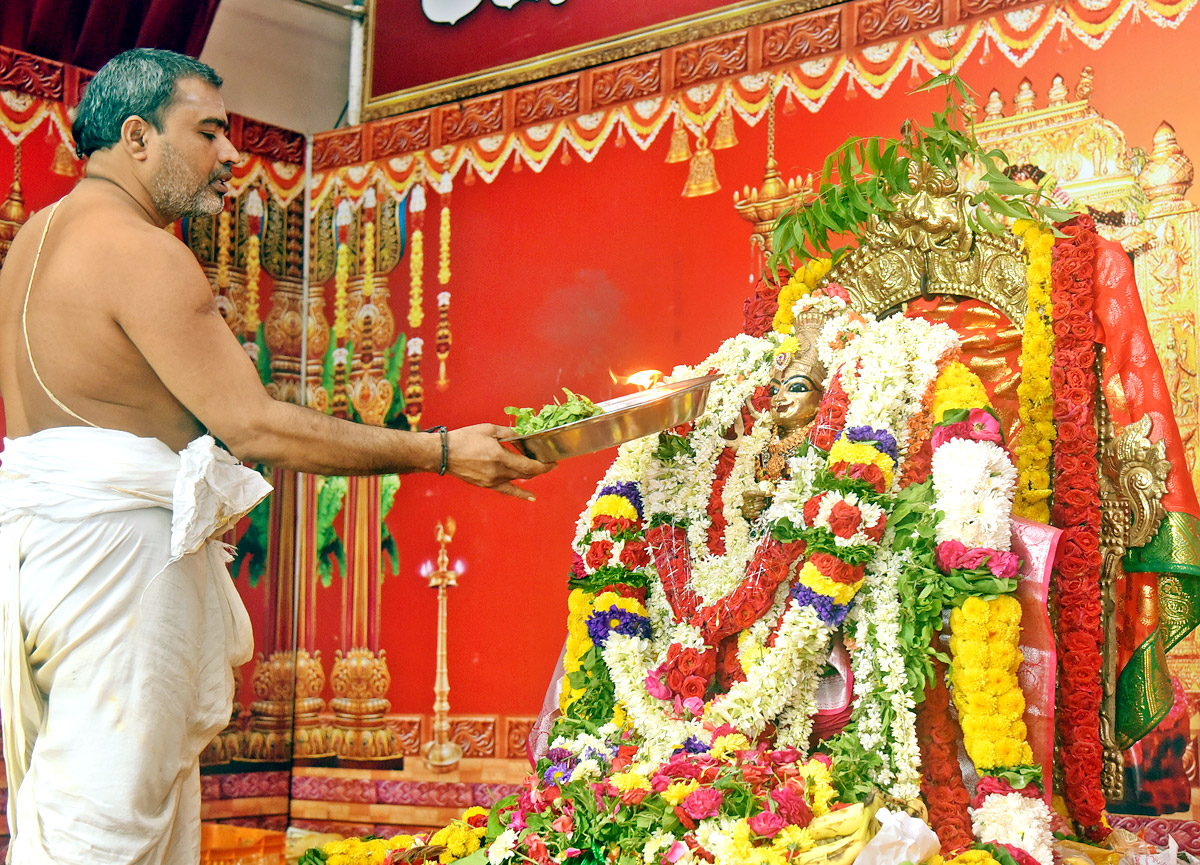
1012,516 -> 1063,805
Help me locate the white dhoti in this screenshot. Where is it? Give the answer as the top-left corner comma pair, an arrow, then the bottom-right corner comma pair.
0,428 -> 271,865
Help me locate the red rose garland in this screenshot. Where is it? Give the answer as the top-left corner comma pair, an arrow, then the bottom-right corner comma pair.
916,658 -> 974,857
1048,215 -> 1106,836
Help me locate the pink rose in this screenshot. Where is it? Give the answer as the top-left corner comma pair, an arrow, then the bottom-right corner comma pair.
936,540 -> 968,572
682,787 -> 724,820
748,810 -> 787,838
645,666 -> 671,700
552,814 -> 574,834
771,784 -> 813,827
988,550 -> 1021,581
931,421 -> 971,450
768,747 -> 802,765
956,548 -> 992,570
967,409 -> 1003,444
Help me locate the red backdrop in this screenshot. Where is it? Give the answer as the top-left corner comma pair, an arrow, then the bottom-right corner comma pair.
334,11 -> 1200,719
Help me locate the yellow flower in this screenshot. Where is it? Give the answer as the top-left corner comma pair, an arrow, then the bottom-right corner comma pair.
711,733 -> 752,760
738,630 -> 764,668
959,595 -> 990,625
611,771 -> 652,792
388,835 -> 417,850
997,688 -> 1026,719
593,592 -> 648,617
797,562 -> 862,605
994,738 -> 1021,767
826,438 -> 895,487
774,825 -> 815,853
963,691 -> 996,716
777,336 -> 801,356
931,362 -> 990,422
611,702 -> 628,728
592,494 -> 640,523
983,667 -> 1011,694
992,594 -> 1022,625
749,847 -> 789,865
568,589 -> 595,614
661,779 -> 700,805
966,737 -> 996,768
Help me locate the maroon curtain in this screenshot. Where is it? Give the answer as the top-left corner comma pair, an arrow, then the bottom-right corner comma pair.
0,0 -> 223,72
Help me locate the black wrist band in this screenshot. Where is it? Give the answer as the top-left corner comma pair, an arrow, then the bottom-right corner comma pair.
425,425 -> 449,475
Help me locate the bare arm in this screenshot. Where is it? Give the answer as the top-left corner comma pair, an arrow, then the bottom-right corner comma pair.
113,233 -> 553,498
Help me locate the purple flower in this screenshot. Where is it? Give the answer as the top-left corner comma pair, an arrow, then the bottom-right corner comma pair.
546,747 -> 572,763
586,608 -> 652,646
683,736 -> 711,754
791,584 -> 852,627
599,482 -> 645,519
844,426 -> 899,464
543,761 -> 573,785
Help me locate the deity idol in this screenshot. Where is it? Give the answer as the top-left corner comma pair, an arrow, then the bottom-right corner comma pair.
540,278 -> 1059,865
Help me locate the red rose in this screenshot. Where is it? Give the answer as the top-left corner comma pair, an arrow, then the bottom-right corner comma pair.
618,539 -> 650,570
864,515 -> 886,543
849,462 -> 887,493
803,494 -> 825,527
699,650 -> 717,678
681,676 -> 705,700
585,539 -> 613,571
826,500 -> 862,539
673,805 -> 697,831
620,787 -> 648,806
525,835 -> 551,865
666,668 -> 686,694
677,649 -> 703,676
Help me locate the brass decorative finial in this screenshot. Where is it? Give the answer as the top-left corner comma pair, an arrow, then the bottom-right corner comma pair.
1048,74 -> 1069,107
983,89 -> 1005,121
733,76 -> 810,255
1139,121 -> 1194,215
1014,79 -> 1037,114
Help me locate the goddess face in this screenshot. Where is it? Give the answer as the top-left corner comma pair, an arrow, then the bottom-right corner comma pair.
768,351 -> 825,432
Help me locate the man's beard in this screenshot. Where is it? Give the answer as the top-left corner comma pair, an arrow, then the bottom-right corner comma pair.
149,140 -> 227,220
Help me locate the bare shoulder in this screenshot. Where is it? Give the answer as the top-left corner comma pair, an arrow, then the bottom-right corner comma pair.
71,210 -> 213,312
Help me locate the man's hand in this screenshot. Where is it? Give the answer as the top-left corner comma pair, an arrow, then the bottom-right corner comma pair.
446,424 -> 556,501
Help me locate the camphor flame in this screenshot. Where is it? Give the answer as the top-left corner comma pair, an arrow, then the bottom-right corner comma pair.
610,369 -> 664,390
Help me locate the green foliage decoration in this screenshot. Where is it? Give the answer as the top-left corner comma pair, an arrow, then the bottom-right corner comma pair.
768,74 -> 1077,273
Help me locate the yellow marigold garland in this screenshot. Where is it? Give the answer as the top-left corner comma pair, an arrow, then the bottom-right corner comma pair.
333,243 -> 350,340
438,204 -> 451,285
929,362 -> 991,423
948,595 -> 1033,772
1012,219 -> 1057,521
772,258 -> 832,335
361,219 -> 376,299
408,228 -> 425,328
216,209 -> 232,291
560,588 -> 594,713
243,233 -> 261,335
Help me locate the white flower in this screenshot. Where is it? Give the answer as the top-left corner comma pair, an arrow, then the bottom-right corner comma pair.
570,757 -> 602,783
932,438 -> 1018,550
971,792 -> 1055,865
488,829 -> 519,865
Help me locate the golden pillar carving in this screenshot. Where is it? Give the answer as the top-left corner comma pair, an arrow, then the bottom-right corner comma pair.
328,184 -> 403,764
1136,121 -> 1200,498
201,665 -> 244,766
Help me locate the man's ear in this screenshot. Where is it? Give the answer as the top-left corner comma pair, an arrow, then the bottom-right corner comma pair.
120,116 -> 153,160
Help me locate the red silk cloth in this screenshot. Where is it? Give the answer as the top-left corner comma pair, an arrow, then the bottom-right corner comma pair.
0,0 -> 221,72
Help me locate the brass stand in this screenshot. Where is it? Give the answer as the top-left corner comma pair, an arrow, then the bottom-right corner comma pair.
422,520 -> 463,772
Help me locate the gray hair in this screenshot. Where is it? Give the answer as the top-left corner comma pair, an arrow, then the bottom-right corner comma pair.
72,48 -> 223,159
